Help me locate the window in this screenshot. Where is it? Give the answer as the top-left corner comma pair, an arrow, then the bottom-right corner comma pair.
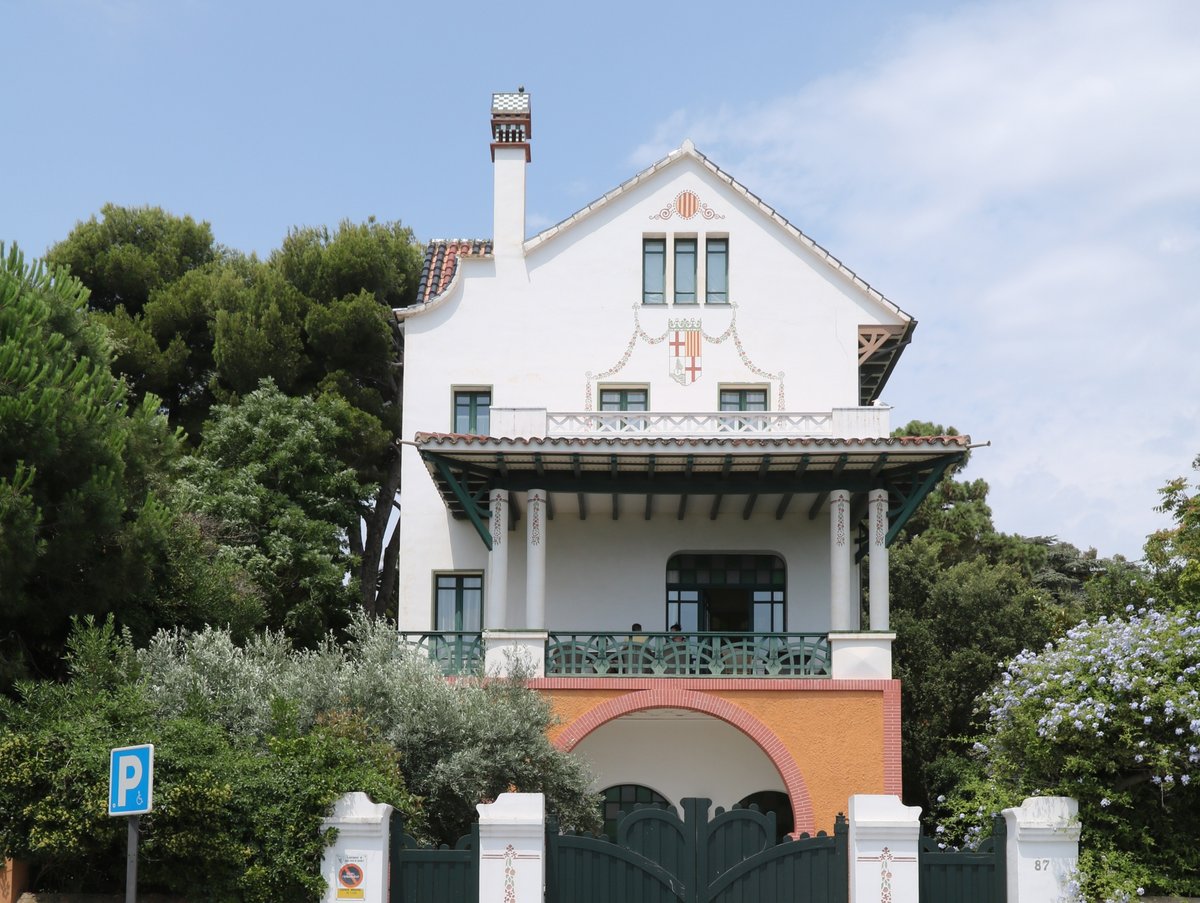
720,388 -> 768,411
642,238 -> 666,304
674,238 -> 697,303
600,387 -> 648,431
706,238 -> 728,304
599,388 -> 648,411
453,390 -> 491,434
666,553 -> 786,632
434,573 -> 482,632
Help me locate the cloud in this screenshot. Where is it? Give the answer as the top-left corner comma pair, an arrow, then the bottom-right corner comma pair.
633,0 -> 1200,557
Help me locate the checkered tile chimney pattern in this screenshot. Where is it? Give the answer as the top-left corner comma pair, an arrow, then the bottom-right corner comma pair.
491,88 -> 531,160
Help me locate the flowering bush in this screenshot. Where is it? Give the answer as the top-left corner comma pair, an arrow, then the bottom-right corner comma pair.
939,606 -> 1200,900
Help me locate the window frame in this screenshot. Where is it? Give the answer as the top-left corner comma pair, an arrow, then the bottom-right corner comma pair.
432,571 -> 484,632
673,237 -> 698,304
718,386 -> 769,412
642,237 -> 666,305
705,236 -> 729,304
452,387 -> 492,435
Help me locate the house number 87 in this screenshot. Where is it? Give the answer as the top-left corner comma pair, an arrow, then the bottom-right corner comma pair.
1034,859 -> 1050,871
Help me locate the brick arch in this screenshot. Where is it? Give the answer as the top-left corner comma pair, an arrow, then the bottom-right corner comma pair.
553,688 -> 816,835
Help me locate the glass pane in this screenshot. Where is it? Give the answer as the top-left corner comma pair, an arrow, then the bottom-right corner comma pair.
745,390 -> 767,411
436,587 -> 458,630
706,239 -> 728,303
674,239 -> 696,303
461,586 -> 482,631
625,389 -> 648,411
600,390 -> 622,411
643,239 -> 665,304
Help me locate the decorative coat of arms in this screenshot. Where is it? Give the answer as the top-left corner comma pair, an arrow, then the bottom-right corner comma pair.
669,318 -> 703,385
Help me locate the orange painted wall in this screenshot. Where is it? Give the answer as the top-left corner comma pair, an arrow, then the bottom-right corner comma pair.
536,684 -> 889,834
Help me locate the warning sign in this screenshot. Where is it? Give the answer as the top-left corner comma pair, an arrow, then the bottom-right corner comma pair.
336,856 -> 366,899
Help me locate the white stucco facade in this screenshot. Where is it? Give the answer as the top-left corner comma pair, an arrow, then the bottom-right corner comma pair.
395,132 -> 933,637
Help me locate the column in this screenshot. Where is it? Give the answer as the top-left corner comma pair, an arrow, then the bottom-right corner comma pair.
525,489 -> 546,629
847,795 -> 921,903
1003,797 -> 1080,903
486,488 -> 508,630
477,793 -> 545,903
868,488 -> 890,631
829,489 -> 854,630
319,793 -> 393,903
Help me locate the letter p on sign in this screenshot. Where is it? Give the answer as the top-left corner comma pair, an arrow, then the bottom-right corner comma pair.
109,744 -> 154,816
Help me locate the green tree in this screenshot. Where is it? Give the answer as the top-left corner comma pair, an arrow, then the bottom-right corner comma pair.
0,619 -> 417,901
1145,453 -> 1200,610
44,203 -> 217,315
938,606 -> 1200,900
886,420 -> 1139,817
137,617 -> 603,845
0,245 -> 261,684
48,212 -> 423,619
173,381 -> 369,644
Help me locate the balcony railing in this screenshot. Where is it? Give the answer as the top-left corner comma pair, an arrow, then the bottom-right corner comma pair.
545,412 -> 834,437
545,631 -> 831,678
398,631 -> 484,675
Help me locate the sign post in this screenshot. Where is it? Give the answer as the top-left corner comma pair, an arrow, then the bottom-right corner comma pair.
109,744 -> 154,903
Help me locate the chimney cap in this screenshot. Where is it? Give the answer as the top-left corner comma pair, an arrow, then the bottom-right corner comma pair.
492,90 -> 531,115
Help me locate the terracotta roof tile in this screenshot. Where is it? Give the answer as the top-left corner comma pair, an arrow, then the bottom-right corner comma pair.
413,239 -> 493,305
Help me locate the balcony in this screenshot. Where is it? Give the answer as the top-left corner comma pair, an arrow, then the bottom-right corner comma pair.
546,631 -> 830,678
487,406 -> 891,440
399,631 -> 833,679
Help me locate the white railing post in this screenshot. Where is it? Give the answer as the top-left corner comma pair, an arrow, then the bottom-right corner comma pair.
848,795 -> 921,903
1002,797 -> 1080,903
319,792 -> 394,903
478,793 -> 546,903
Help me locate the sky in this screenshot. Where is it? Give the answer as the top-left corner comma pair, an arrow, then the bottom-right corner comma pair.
4,0 -> 1199,560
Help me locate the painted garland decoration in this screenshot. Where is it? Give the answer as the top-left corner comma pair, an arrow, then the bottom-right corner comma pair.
879,846 -> 894,903
491,493 -> 504,546
503,844 -> 517,903
584,303 -> 784,410
529,492 -> 543,546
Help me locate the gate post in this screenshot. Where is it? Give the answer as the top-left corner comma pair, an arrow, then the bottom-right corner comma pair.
1001,797 -> 1079,903
848,795 -> 921,903
320,792 -> 394,903
478,793 -> 546,903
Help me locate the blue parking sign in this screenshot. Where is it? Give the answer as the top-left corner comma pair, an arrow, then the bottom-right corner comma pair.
108,744 -> 154,816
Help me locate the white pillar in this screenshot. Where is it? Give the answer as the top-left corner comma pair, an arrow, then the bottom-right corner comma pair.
478,793 -> 545,903
830,489 -> 854,631
486,489 -> 508,630
868,488 -> 890,631
1003,797 -> 1080,903
526,489 -> 546,630
848,795 -> 921,903
320,793 -> 393,903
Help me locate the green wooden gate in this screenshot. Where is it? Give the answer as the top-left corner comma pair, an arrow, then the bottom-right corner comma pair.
918,815 -> 1006,903
547,798 -> 848,903
389,818 -> 477,903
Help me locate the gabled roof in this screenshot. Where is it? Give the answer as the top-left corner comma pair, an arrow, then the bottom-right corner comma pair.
525,139 -> 914,326
401,143 -> 915,402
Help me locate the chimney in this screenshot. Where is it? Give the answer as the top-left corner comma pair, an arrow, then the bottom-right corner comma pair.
491,88 -> 531,257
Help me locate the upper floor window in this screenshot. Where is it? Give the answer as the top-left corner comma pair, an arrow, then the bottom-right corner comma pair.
720,388 -> 768,411
643,235 -> 729,305
599,388 -> 649,411
454,389 -> 491,434
674,239 -> 697,304
706,238 -> 728,304
643,239 -> 666,304
435,573 -> 483,631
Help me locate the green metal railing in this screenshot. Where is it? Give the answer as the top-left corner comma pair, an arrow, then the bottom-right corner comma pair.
545,631 -> 831,678
398,631 -> 484,675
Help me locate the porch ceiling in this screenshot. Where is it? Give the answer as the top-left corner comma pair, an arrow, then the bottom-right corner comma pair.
415,433 -> 968,551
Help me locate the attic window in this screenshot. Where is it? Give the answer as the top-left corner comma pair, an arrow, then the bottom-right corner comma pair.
643,239 -> 666,304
